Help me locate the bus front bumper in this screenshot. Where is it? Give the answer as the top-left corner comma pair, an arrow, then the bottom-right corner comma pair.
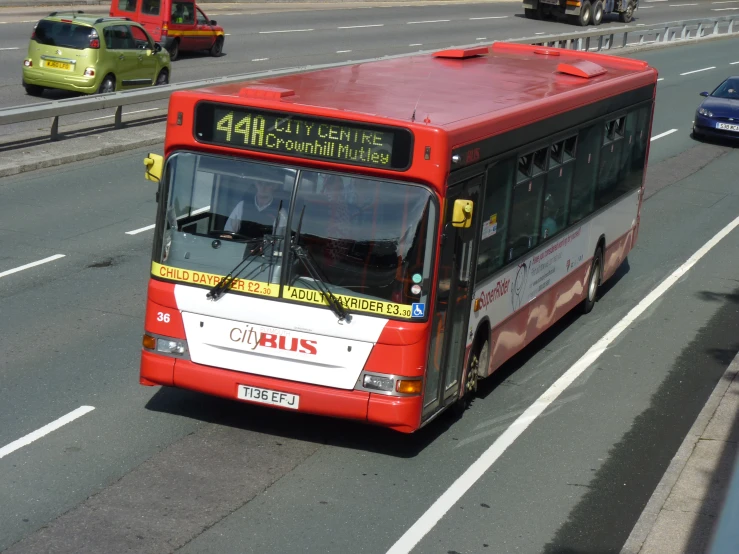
140,350 -> 423,433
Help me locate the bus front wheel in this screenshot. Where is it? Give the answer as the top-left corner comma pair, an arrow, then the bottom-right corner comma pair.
582,247 -> 602,314
524,8 -> 539,19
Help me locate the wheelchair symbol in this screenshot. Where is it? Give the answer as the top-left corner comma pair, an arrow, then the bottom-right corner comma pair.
411,303 -> 425,318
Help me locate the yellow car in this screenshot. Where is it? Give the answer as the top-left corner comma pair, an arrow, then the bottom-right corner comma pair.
22,12 -> 171,96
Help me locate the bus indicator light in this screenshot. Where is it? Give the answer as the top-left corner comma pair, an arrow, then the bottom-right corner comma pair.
396,380 -> 422,395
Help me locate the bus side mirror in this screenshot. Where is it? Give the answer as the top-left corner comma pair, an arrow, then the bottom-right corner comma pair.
451,199 -> 474,228
699,91 -> 709,97
144,153 -> 163,182
210,19 -> 217,25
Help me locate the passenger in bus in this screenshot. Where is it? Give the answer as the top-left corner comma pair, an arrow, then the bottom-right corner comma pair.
224,178 -> 287,238
541,193 -> 559,240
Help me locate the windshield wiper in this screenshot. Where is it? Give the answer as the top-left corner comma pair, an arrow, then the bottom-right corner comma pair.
289,206 -> 349,322
206,239 -> 264,301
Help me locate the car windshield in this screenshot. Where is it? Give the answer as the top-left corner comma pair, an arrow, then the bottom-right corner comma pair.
711,78 -> 739,100
157,152 -> 437,317
34,20 -> 94,50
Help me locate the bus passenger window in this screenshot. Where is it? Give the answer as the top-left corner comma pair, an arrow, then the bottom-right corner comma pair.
476,157 -> 514,282
569,124 -> 601,224
541,137 -> 574,240
506,151 -> 546,262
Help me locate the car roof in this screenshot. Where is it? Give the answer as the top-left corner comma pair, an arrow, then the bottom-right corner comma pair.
42,12 -> 136,26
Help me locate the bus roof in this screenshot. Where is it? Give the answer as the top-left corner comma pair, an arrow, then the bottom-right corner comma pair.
190,42 -> 657,137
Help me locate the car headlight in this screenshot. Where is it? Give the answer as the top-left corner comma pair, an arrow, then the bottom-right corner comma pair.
699,108 -> 713,117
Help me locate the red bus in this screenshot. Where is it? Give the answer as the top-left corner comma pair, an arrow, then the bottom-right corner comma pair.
140,42 -> 657,433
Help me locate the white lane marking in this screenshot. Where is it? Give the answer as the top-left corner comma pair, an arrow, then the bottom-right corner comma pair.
712,1 -> 739,4
469,15 -> 508,19
0,254 -> 65,279
638,5 -> 654,7
259,28 -> 313,34
126,224 -> 156,235
712,6 -> 739,9
476,37 -> 487,40
225,33 -> 231,36
731,61 -> 739,64
385,211 -> 739,554
657,77 -> 665,81
338,24 -> 384,29
0,406 -> 95,460
669,2 -> 698,5
409,43 -> 423,46
0,47 -> 20,50
86,107 -> 160,122
651,128 -> 677,140
680,66 -> 716,75
252,58 -> 269,62
407,19 -> 450,24
535,32 -> 546,34
336,50 -> 352,53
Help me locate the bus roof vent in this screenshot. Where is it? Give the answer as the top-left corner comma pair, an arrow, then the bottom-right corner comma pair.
556,60 -> 607,79
239,86 -> 295,100
433,46 -> 489,59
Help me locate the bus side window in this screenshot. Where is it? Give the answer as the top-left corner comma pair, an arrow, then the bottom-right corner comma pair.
568,124 -> 602,224
595,116 -> 625,209
476,157 -> 514,282
506,147 -> 547,262
541,137 -> 575,240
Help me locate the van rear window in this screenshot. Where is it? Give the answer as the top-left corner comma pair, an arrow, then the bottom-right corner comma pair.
118,0 -> 137,12
142,0 -> 160,16
33,20 -> 94,50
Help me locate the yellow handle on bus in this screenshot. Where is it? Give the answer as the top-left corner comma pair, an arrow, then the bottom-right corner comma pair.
144,153 -> 164,182
452,199 -> 474,228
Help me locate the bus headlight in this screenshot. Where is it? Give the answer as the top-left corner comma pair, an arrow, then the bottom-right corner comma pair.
143,333 -> 188,357
363,374 -> 394,392
157,338 -> 187,355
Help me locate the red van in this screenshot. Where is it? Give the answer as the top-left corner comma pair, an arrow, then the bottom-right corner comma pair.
109,0 -> 224,60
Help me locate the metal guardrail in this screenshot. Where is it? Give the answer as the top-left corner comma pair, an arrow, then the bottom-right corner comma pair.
1,13 -> 738,142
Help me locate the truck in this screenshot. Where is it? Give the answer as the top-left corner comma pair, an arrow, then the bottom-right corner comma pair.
522,0 -> 638,26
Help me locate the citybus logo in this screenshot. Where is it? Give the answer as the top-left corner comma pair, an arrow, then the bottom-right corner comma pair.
229,326 -> 318,355
474,278 -> 510,312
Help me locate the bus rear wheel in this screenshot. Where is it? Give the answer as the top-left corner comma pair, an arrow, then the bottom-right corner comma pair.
524,8 -> 539,19
581,247 -> 602,314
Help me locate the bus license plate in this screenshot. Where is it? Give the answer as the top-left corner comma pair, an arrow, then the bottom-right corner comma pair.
45,60 -> 71,70
717,122 -> 739,132
237,385 -> 299,409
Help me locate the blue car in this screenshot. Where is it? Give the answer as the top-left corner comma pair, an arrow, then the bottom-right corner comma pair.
693,76 -> 739,141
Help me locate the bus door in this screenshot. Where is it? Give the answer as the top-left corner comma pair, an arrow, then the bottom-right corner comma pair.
422,174 -> 482,421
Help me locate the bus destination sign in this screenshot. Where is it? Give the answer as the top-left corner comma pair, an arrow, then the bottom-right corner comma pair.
194,102 -> 413,170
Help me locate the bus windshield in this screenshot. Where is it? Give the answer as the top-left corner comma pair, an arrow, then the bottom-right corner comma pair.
158,152 -> 437,312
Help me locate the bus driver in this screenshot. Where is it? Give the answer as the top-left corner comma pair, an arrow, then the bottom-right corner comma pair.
224,178 -> 287,238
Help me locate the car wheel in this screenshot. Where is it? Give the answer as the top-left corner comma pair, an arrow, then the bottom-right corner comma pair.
591,1 -> 604,25
98,75 -> 116,94
24,83 -> 44,97
168,40 -> 179,61
619,1 -> 635,22
577,0 -> 592,26
155,69 -> 169,86
524,8 -> 539,19
210,37 -> 223,57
